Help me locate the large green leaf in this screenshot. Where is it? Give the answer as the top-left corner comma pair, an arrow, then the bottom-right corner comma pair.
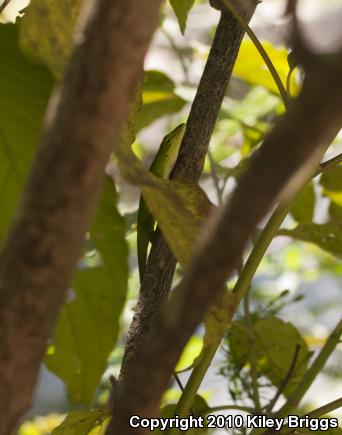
52,410 -> 110,435
46,178 -> 128,404
19,0 -> 84,78
0,24 -> 54,245
143,180 -> 213,267
279,223 -> 342,259
136,70 -> 186,131
290,182 -> 315,223
169,0 -> 195,34
229,316 -> 310,397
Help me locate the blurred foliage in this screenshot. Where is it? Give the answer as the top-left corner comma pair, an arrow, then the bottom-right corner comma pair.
19,0 -> 84,78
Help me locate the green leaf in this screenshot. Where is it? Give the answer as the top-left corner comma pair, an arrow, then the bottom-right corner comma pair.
169,0 -> 195,34
229,316 -> 310,397
0,24 -> 54,245
19,0 -> 84,78
46,178 -> 128,404
136,70 -> 186,131
279,223 -> 342,259
290,182 -> 315,222
52,410 -> 110,435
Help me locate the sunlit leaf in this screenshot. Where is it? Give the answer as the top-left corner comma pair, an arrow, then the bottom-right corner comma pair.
233,40 -> 298,97
19,0 -> 84,77
46,178 -> 128,404
279,223 -> 342,259
0,24 -> 54,245
176,336 -> 203,372
169,0 -> 195,34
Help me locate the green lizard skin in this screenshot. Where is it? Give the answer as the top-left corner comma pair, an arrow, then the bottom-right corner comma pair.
137,123 -> 186,282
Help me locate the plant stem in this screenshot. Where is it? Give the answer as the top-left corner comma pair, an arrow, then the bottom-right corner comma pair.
308,396 -> 342,418
171,340 -> 220,421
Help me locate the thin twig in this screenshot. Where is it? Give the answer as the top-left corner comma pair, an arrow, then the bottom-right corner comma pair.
0,0 -> 12,14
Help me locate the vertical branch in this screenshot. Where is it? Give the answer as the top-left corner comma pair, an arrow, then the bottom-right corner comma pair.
120,2 -> 257,379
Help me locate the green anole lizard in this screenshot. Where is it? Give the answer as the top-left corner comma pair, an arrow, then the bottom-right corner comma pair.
137,123 -> 186,282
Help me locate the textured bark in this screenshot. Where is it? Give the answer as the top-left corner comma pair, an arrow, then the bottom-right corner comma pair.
108,51 -> 342,434
0,0 -> 162,433
120,2 -> 257,379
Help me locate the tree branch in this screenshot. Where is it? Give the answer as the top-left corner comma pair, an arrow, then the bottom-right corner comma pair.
0,0 -> 163,433
108,49 -> 342,434
119,0 -> 257,380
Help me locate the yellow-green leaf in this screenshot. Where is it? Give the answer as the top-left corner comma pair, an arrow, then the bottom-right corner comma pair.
233,40 -> 298,96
